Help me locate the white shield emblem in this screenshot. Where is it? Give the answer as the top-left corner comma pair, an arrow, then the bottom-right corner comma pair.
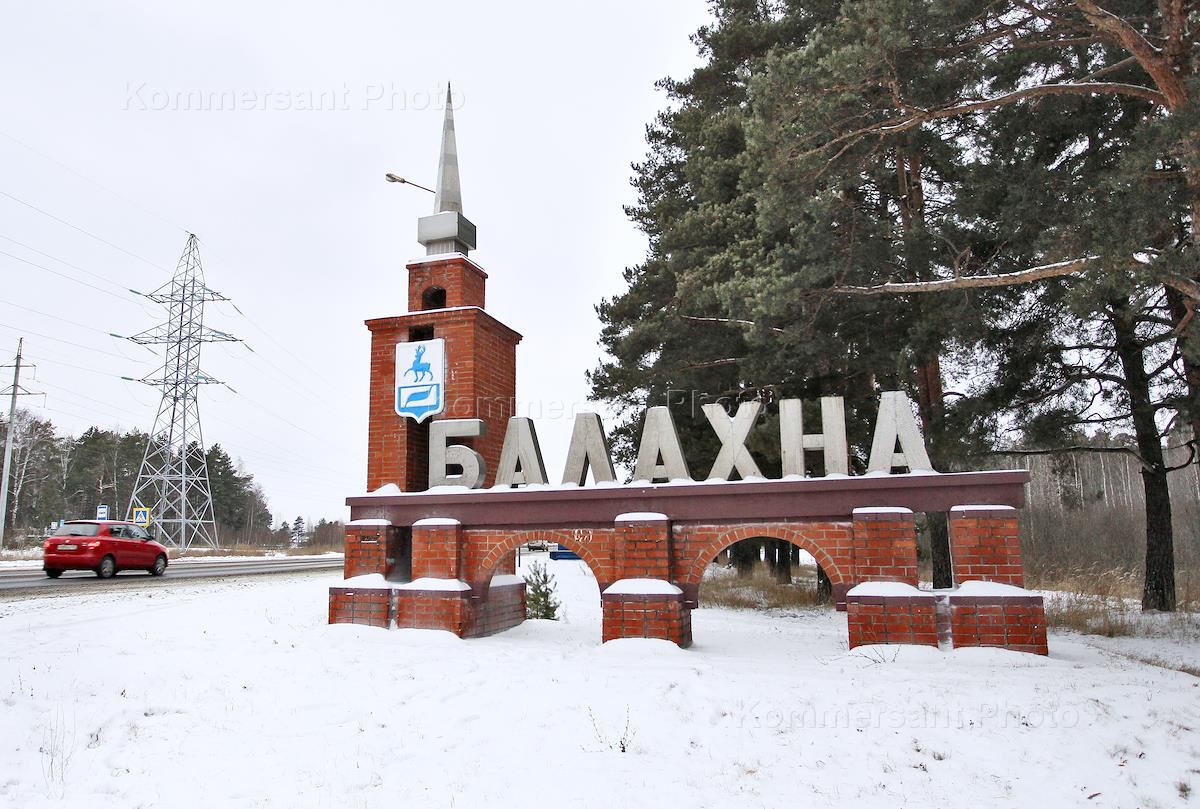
395,338 -> 446,422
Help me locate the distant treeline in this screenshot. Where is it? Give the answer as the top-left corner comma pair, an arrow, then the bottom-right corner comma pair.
0,409 -> 309,547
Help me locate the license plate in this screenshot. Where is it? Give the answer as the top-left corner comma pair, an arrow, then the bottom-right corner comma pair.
57,544 -> 77,551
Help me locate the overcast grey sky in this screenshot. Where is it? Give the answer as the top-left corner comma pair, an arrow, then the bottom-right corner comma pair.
0,1 -> 712,526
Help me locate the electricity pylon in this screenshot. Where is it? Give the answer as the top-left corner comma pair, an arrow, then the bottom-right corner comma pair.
126,234 -> 238,549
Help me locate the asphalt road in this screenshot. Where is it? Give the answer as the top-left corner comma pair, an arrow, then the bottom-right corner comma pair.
0,556 -> 344,595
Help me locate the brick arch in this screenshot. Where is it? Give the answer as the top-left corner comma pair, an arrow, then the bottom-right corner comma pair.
682,523 -> 849,590
470,528 -> 610,589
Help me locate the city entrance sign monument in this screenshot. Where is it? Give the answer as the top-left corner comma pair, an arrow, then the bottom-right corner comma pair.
331,92 -> 1048,655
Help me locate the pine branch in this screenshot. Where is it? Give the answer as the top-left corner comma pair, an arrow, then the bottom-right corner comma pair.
826,257 -> 1094,295
824,257 -> 1200,303
1072,0 -> 1190,107
793,82 -> 1168,162
679,315 -> 785,334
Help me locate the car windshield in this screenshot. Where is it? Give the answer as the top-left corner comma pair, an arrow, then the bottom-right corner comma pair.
53,523 -> 100,537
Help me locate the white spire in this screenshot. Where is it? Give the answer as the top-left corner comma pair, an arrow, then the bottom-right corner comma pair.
433,83 -> 462,214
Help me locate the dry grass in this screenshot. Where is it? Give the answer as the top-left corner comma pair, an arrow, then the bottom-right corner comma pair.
699,563 -> 830,610
1033,567 -> 1200,640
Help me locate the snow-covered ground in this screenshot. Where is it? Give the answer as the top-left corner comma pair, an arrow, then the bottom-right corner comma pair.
1,557 -> 1197,808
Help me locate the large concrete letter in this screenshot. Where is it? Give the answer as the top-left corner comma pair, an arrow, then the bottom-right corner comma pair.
429,419 -> 487,488
633,406 -> 691,482
495,417 -> 548,486
703,401 -> 762,480
867,391 -> 933,473
780,397 -> 849,476
561,412 -> 617,486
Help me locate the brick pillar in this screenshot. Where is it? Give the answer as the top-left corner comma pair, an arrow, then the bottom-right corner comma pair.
343,522 -> 391,579
948,505 -> 1024,586
411,518 -> 463,580
602,592 -> 692,647
850,508 -> 919,604
615,513 -> 671,580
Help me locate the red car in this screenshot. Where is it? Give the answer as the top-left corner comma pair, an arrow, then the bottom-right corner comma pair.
43,520 -> 169,579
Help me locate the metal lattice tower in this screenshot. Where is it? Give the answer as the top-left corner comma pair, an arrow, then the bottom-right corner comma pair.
126,234 -> 238,549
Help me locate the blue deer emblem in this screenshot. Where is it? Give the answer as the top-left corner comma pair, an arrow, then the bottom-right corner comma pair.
405,345 -> 433,382
396,339 -> 445,422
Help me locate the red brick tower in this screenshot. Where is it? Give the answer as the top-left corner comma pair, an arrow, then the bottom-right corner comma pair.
365,88 -> 521,492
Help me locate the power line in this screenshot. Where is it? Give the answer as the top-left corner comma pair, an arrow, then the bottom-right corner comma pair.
0,248 -> 144,304
0,233 -> 154,296
0,128 -> 191,237
24,352 -> 148,379
0,321 -> 137,359
0,189 -> 170,274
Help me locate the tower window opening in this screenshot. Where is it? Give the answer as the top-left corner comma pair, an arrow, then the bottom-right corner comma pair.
421,286 -> 447,310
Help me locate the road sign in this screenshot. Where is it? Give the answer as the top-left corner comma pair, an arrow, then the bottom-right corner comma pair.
96,504 -> 109,520
132,507 -> 150,526
395,338 -> 446,423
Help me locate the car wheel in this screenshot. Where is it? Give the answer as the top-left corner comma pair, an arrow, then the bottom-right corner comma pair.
45,569 -> 63,579
149,555 -> 167,576
96,555 -> 116,579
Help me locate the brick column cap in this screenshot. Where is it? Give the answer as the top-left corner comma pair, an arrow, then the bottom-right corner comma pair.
950,505 -> 1016,514
413,517 -> 462,527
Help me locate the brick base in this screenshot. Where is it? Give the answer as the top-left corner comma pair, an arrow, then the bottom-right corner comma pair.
948,591 -> 1048,655
329,580 -> 527,638
328,587 -> 391,628
602,595 -> 692,648
464,581 -> 526,638
846,591 -> 939,649
392,588 -> 470,634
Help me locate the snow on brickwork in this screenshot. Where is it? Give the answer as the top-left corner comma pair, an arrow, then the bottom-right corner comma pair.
954,580 -> 1033,596
602,579 -> 683,596
394,577 -> 471,591
614,512 -> 669,522
339,574 -> 393,590
847,581 -> 931,597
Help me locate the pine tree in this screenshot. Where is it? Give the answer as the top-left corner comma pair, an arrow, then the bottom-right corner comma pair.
524,561 -> 560,620
600,0 -> 1197,609
290,516 -> 306,546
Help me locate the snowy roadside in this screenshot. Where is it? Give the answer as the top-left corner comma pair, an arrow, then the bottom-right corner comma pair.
0,552 -> 343,569
0,558 -> 1196,808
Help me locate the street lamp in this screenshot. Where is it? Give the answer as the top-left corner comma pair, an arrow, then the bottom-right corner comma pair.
385,173 -> 434,194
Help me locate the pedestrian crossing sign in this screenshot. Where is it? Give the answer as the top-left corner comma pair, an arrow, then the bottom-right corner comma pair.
133,507 -> 151,526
